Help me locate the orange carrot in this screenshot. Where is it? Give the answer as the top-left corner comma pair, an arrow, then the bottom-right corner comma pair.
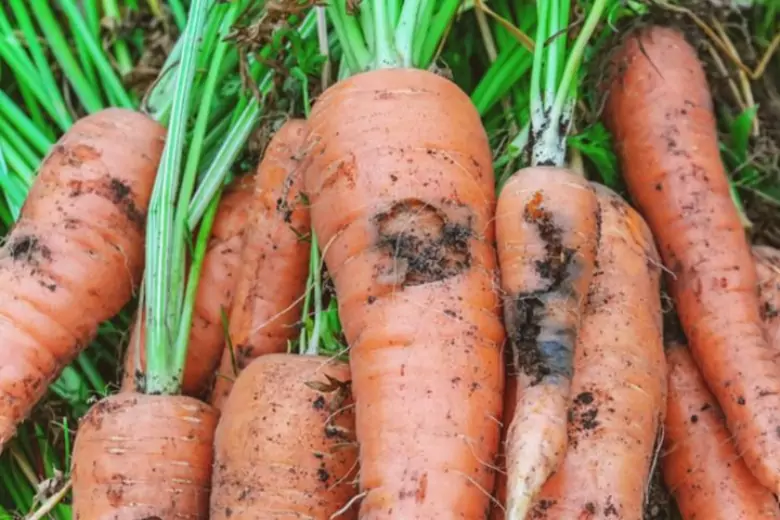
662,340 -> 780,520
490,373 -> 517,520
604,25 -> 780,492
210,353 -> 358,519
0,109 -> 164,452
530,184 -> 666,520
120,175 -> 254,396
495,168 -> 600,518
71,392 -> 217,518
303,68 -> 506,517
209,119 -> 309,410
754,245 -> 780,348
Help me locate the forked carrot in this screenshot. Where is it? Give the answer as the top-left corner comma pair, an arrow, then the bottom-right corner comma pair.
0,108 -> 164,452
495,168 -> 600,518
604,25 -> 780,492
663,340 -> 780,520
209,119 -> 310,410
210,353 -> 358,519
529,184 -> 666,519
120,175 -> 254,396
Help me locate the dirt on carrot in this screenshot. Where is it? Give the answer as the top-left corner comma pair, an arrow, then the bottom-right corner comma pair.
529,184 -> 666,520
210,118 -> 309,410
71,392 -> 217,518
754,245 -> 780,348
210,353 -> 358,519
303,68 -> 506,518
0,108 -> 164,453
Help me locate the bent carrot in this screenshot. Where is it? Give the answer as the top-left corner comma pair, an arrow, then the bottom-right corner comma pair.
210,353 -> 358,519
754,245 -> 780,348
495,167 -> 600,519
603,25 -> 780,492
0,108 -> 164,452
530,184 -> 666,520
209,118 -> 309,410
303,68 -> 505,518
120,175 -> 254,396
71,392 -> 217,518
663,340 -> 780,520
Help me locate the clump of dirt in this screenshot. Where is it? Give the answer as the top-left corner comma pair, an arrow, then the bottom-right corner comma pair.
373,199 -> 473,287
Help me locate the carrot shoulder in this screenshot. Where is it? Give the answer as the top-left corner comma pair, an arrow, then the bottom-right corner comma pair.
303,68 -> 505,518
530,185 -> 666,520
210,353 -> 358,519
603,25 -> 780,492
209,118 -> 309,410
663,341 -> 780,520
0,108 -> 164,452
495,167 -> 600,519
120,175 -> 254,396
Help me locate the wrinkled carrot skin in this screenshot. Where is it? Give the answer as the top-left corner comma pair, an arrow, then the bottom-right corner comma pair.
530,185 -> 666,520
209,119 -> 309,410
754,245 -> 780,348
604,25 -> 780,492
0,109 -> 164,451
496,168 -> 599,519
72,393 -> 217,518
210,354 -> 358,519
490,373 -> 517,520
663,341 -> 780,520
120,176 -> 254,396
303,69 -> 505,518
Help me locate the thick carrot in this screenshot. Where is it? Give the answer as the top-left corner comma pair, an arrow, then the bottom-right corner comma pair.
71,392 -> 217,518
662,341 -> 780,520
210,353 -> 358,519
754,245 -> 780,348
0,108 -> 164,452
530,184 -> 666,520
495,168 -> 600,519
303,68 -> 506,518
120,175 -> 254,396
209,119 -> 309,410
603,25 -> 780,491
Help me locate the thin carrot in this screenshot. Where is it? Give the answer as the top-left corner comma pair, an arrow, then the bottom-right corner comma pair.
0,108 -> 164,452
495,168 -> 600,518
490,373 -> 517,520
209,118 -> 310,411
71,392 -> 218,518
663,340 -> 780,520
529,184 -> 666,520
210,353 -> 358,519
754,245 -> 780,348
603,24 -> 780,492
120,175 -> 254,397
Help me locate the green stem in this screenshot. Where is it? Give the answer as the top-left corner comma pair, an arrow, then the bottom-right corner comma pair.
394,0 -> 422,67
373,0 -> 400,68
102,0 -> 134,74
305,234 -> 323,356
417,0 -> 460,68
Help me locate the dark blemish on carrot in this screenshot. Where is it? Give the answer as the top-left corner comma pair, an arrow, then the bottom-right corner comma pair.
575,392 -> 594,405
690,414 -> 699,424
737,396 -> 746,405
585,502 -> 596,514
317,467 -> 329,482
312,396 -> 325,410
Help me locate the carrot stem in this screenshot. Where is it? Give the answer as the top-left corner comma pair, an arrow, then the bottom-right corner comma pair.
102,0 -> 134,75
373,0 -> 400,68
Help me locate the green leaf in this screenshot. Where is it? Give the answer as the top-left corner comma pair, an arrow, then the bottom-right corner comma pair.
728,105 -> 758,163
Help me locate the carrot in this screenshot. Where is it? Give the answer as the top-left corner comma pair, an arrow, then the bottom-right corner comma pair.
490,373 -> 518,520
0,108 -> 164,452
603,24 -> 780,492
529,184 -> 666,520
71,392 -> 218,518
754,245 -> 780,348
210,353 -> 358,519
303,67 -> 505,517
120,175 -> 254,396
495,168 -> 600,518
209,118 -> 309,411
662,340 -> 780,520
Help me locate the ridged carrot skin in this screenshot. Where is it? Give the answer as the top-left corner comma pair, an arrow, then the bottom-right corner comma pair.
209,119 -> 309,411
72,393 -> 217,518
495,168 -> 600,519
530,184 -> 666,520
303,68 -> 505,518
0,108 -> 164,452
663,341 -> 780,520
604,25 -> 780,492
120,176 -> 254,396
210,354 -> 358,519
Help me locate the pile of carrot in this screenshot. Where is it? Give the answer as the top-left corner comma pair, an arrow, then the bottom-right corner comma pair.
2,3 -> 780,519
